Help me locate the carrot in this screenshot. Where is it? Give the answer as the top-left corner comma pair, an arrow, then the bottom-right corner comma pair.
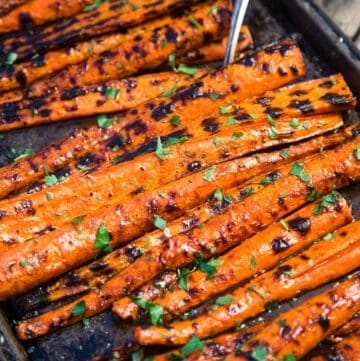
309,334 -> 360,361
35,128 -> 350,307
330,313 -> 360,339
0,0 -> 93,34
24,0 -> 233,98
0,39 -> 305,198
225,275 -> 360,361
13,138 -> 360,338
0,113 -> 342,247
0,0 -> 198,63
177,27 -> 253,65
134,217 -> 359,345
0,0 -> 28,16
0,23 -> 251,94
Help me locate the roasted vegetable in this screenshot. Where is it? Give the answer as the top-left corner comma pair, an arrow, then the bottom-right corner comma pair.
0,39 -> 305,197
152,276 -> 360,361
41,127 -> 353,306
0,0 -> 28,16
20,0 -> 232,97
13,138 -> 360,338
310,334 -> 360,361
0,0 -> 200,63
224,275 -> 360,361
0,0 -> 93,34
0,113 -> 342,247
134,216 -> 359,345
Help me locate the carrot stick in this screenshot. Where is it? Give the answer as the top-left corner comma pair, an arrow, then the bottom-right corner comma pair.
36,128 -> 350,307
309,334 -> 360,361
0,113 -> 342,247
0,0 -> 199,63
12,138 -> 360,338
225,275 -> 360,361
0,0 -> 93,34
134,218 -> 359,345
0,39 -> 305,198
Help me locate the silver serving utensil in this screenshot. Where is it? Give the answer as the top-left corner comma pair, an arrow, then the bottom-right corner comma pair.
223,0 -> 250,65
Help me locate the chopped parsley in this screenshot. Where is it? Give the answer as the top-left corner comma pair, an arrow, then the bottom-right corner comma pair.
163,136 -> 188,147
133,298 -> 164,325
14,148 -> 33,161
5,52 -> 18,66
97,114 -> 115,128
71,215 -> 85,225
231,131 -> 244,140
203,165 -> 216,182
280,148 -> 289,159
214,137 -> 223,147
168,53 -> 198,75
195,253 -> 222,279
250,345 -> 269,361
220,105 -> 231,115
323,231 -> 335,240
105,87 -> 120,99
250,255 -> 257,270
161,85 -> 178,97
170,115 -> 181,126
215,295 -> 234,305
313,192 -> 339,215
72,300 -> 86,316
188,16 -> 202,29
226,117 -> 240,126
289,161 -> 311,183
153,215 -> 167,230
20,259 -> 30,268
213,188 -> 223,201
177,267 -> 191,290
155,137 -> 170,160
84,0 -> 106,12
303,121 -> 311,129
354,147 -> 360,160
209,93 -> 221,100
94,223 -> 112,253
247,284 -> 267,299
181,335 -> 203,357
289,118 -> 300,128
280,353 -> 296,361
45,174 -> 59,187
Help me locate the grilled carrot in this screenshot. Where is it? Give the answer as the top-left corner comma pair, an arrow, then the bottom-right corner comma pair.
0,0 -> 28,16
0,0 -> 198,63
0,39 -> 305,198
37,128 -> 352,307
310,335 -> 360,361
14,138 -> 360,338
0,0 -> 93,34
225,275 -> 360,361
24,0 -> 233,98
331,313 -> 360,339
0,113 -> 342,247
134,217 -> 358,345
177,27 -> 253,65
0,22 -> 251,94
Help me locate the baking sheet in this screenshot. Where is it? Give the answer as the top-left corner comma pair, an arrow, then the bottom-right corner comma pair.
0,0 -> 359,360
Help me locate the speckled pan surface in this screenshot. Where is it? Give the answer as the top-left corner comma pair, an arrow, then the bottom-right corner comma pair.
0,0 -> 359,360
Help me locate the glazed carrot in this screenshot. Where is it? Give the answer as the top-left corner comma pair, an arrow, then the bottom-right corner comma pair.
0,21 -> 250,93
225,275 -> 360,361
177,27 -> 253,65
13,138 -> 360,338
36,128 -> 351,307
0,0 -> 93,34
0,0 -> 198,63
0,113 -> 342,247
134,217 -> 359,345
330,313 -> 360,339
0,69 -> 207,128
0,39 -> 305,198
0,0 -> 28,16
310,335 -> 360,361
24,0 -> 233,98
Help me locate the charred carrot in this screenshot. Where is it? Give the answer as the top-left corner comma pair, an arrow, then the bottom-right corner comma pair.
0,113 -> 343,247
0,0 -> 28,16
0,39 -> 305,198
0,69 -> 207,128
310,334 -> 360,361
36,128 -> 351,306
13,138 -> 360,338
177,27 -> 253,65
0,0 -> 93,34
0,0 -> 199,63
224,275 -> 360,361
134,216 -> 359,345
25,0 -> 233,98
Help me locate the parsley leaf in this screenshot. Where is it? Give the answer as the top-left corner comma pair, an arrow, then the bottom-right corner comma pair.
313,191 -> 339,215
250,255 -> 257,270
215,295 -> 234,305
178,268 -> 191,290
14,148 -> 33,161
94,223 -> 112,253
181,335 -> 203,357
161,85 -> 178,97
84,0 -> 105,12
250,345 -> 268,361
213,188 -> 223,201
20,259 -> 30,268
231,131 -> 244,140
220,105 -> 231,115
71,215 -> 85,225
97,114 -> 115,128
45,174 -> 59,187
354,147 -> 360,160
72,300 -> 86,316
188,16 -> 202,29
168,54 -> 198,75
289,161 -> 311,183
289,118 -> 300,128
203,165 -> 216,182
280,353 -> 296,361
155,137 -> 170,160
162,136 -> 188,147
154,215 -> 167,230
226,117 -> 240,126
280,148 -> 289,159
247,284 -> 267,299
5,52 -> 18,66
105,87 -> 120,99
214,137 -> 223,147
195,253 -> 222,279
133,298 -> 164,325
209,93 -> 221,100
170,115 -> 181,126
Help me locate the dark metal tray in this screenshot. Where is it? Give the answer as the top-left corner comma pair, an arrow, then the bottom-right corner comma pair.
0,0 -> 359,360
